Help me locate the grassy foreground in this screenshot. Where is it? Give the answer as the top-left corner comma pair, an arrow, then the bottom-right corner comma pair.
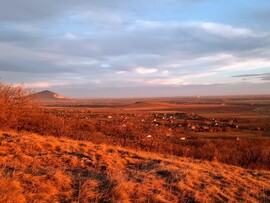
0,131 -> 269,203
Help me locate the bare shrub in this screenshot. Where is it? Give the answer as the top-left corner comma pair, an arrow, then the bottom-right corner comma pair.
0,82 -> 98,139
0,82 -> 36,130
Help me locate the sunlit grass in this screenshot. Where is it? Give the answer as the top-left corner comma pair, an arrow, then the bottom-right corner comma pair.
0,131 -> 269,202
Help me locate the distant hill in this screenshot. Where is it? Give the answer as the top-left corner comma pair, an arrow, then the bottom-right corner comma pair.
31,90 -> 71,101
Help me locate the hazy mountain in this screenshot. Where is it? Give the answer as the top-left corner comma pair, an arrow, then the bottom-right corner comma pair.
31,90 -> 71,101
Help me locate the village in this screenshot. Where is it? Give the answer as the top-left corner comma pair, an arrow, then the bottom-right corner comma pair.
46,107 -> 269,142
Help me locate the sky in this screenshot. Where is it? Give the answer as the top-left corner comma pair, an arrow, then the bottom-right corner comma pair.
0,0 -> 269,98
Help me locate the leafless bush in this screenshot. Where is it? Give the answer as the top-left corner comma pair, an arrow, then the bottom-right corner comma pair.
0,82 -> 36,130
0,82 -> 95,138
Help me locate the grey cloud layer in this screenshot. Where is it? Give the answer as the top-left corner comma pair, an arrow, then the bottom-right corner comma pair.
1,20 -> 269,83
0,0 -> 203,22
0,0 -> 269,96
233,72 -> 270,81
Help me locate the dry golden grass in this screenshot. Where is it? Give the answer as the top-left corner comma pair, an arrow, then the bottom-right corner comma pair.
0,131 -> 269,203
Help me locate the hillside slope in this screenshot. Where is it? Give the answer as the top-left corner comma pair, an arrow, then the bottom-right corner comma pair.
0,131 -> 269,202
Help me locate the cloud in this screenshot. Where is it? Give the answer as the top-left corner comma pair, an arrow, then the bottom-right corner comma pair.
19,82 -> 65,88
0,23 -> 41,42
147,78 -> 185,85
134,67 -> 158,74
0,0 -> 206,23
233,72 -> 270,81
216,58 -> 270,71
198,22 -> 262,38
233,73 -> 265,77
116,70 -> 127,74
0,0 -> 270,96
1,20 -> 269,78
64,33 -> 77,40
162,70 -> 169,74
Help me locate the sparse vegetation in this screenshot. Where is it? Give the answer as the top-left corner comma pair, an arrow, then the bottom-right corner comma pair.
0,82 -> 96,137
1,82 -> 270,202
1,82 -> 270,170
0,82 -> 35,130
0,131 -> 269,202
